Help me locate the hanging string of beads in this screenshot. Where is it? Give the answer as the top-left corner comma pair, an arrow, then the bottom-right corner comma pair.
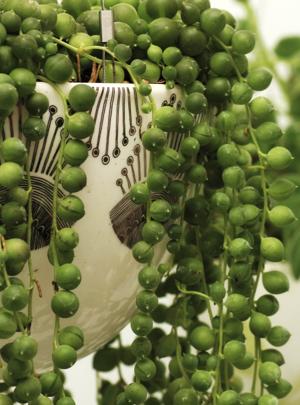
0,1 -> 294,405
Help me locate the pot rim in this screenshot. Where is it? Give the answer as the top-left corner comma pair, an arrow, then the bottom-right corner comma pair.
37,82 -> 174,89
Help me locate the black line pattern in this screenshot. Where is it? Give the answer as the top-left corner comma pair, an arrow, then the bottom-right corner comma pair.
122,87 -> 128,147
87,85 -> 145,163
110,192 -> 174,249
110,196 -> 145,249
30,177 -> 69,249
0,177 -> 69,250
112,88 -> 121,159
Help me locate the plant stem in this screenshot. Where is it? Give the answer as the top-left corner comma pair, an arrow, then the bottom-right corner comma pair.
51,37 -> 141,88
25,141 -> 35,334
117,335 -> 125,383
96,372 -> 101,404
246,106 -> 268,303
244,91 -> 267,403
38,77 -> 69,350
50,124 -> 68,350
176,283 -> 211,301
251,337 -> 260,394
213,217 -> 229,402
211,41 -> 269,302
212,36 -> 270,398
173,327 -> 191,386
51,37 -> 159,114
195,228 -> 214,324
37,76 -> 69,114
259,341 -> 264,396
51,37 -> 108,66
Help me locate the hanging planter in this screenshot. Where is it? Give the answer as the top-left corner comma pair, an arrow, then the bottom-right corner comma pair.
0,0 -> 294,404
1,82 -> 183,369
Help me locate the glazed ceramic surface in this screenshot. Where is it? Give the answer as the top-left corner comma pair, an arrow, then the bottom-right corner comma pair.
0,83 -> 184,370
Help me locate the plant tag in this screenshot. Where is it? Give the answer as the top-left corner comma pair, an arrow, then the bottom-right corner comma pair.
100,10 -> 114,43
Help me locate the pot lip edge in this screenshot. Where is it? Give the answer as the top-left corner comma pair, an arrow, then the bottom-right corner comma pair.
36,81 -> 179,90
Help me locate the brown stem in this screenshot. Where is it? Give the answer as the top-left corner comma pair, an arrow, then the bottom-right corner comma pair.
34,278 -> 43,298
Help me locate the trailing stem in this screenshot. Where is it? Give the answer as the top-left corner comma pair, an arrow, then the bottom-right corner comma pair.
25,140 -> 35,333
213,217 -> 230,403
38,76 -> 70,351
211,36 -> 271,396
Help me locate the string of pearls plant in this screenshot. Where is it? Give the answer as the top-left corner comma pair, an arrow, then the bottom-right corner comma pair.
0,0 -> 295,404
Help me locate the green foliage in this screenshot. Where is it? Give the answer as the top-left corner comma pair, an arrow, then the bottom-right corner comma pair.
275,36 -> 300,59
0,1 -> 295,404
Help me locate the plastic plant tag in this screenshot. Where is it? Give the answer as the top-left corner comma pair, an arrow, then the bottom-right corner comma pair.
100,10 -> 114,42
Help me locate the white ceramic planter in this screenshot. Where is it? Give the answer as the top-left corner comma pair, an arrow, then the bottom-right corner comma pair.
0,83 -> 183,370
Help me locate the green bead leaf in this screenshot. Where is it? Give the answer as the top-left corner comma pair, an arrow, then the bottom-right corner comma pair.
285,230 -> 300,279
275,36 -> 300,59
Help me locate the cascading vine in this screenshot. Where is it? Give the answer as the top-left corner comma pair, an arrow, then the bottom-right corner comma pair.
93,5 -> 294,405
0,0 -> 295,405
0,60 -> 96,405
41,79 -> 92,400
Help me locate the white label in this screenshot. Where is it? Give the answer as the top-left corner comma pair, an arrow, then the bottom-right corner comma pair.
101,10 -> 114,42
